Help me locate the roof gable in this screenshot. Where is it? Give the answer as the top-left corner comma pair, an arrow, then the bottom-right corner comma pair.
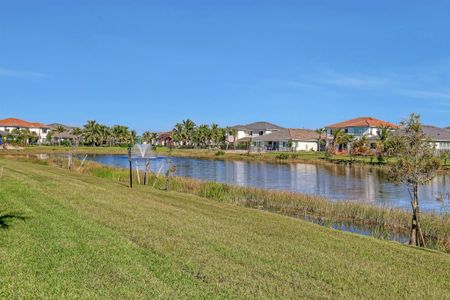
232,121 -> 284,131
325,117 -> 397,129
0,118 -> 51,129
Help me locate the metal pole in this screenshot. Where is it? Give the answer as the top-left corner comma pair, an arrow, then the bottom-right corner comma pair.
128,146 -> 133,188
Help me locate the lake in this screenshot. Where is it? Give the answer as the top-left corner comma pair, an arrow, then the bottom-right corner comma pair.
83,154 -> 450,212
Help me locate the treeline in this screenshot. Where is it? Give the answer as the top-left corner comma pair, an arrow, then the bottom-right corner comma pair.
171,119 -> 237,148
48,120 -> 138,147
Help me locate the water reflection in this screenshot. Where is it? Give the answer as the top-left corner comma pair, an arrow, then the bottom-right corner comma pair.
83,154 -> 450,212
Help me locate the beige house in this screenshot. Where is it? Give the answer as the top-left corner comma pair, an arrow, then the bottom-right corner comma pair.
251,128 -> 320,152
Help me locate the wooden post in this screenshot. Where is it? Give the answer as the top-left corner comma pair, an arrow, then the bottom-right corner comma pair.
144,159 -> 150,185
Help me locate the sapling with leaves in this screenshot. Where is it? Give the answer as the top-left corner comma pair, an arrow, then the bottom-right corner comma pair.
387,113 -> 441,247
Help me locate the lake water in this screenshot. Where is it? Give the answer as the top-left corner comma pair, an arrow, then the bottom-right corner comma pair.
83,154 -> 450,212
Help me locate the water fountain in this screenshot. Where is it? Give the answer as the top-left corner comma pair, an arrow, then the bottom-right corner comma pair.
131,143 -> 154,185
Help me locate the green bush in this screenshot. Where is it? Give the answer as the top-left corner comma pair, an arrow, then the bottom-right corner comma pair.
276,153 -> 289,160
215,150 -> 225,156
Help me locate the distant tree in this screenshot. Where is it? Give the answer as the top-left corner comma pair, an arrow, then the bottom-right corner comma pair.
387,113 -> 441,247
440,151 -> 449,166
172,123 -> 184,145
71,127 -> 83,146
111,125 -> 130,146
83,120 -> 102,146
227,127 -> 238,149
315,128 -> 326,151
55,125 -> 65,134
329,129 -> 352,154
376,125 -> 393,163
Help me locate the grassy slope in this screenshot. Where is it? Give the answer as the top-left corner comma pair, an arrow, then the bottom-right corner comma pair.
0,158 -> 449,298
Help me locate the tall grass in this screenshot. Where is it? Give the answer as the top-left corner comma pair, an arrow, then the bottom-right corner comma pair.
16,155 -> 450,252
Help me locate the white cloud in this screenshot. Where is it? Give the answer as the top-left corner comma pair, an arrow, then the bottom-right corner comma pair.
0,67 -> 47,79
397,89 -> 450,100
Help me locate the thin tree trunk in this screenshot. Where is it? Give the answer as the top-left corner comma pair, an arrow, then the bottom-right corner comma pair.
409,185 -> 425,247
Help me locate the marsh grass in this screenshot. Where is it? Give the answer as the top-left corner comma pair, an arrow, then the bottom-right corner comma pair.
14,155 -> 450,252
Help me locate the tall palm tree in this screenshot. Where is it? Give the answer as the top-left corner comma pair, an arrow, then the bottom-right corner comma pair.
315,128 -> 325,151
172,123 -> 184,145
376,125 -> 392,162
331,129 -> 353,153
182,119 -> 196,145
111,125 -> 130,146
55,125 -> 65,134
83,120 -> 102,146
71,127 -> 83,146
226,127 -> 238,149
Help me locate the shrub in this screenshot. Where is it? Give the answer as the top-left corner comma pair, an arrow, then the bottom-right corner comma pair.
276,153 -> 289,160
215,150 -> 225,156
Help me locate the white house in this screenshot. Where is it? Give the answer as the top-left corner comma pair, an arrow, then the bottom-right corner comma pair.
229,121 -> 284,143
0,118 -> 51,144
420,126 -> 450,152
325,117 -> 398,151
251,128 -> 320,152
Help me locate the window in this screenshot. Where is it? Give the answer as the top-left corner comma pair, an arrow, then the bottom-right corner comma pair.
353,127 -> 364,135
259,131 -> 264,136
249,131 -> 253,136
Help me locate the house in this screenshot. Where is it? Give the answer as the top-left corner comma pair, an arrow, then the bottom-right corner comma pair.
48,123 -> 77,144
156,132 -> 174,146
229,122 -> 284,144
251,128 -> 320,152
325,117 -> 398,151
0,118 -> 51,144
420,126 -> 450,152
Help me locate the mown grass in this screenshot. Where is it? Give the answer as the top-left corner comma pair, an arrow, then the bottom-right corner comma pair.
0,157 -> 449,298
21,155 -> 450,253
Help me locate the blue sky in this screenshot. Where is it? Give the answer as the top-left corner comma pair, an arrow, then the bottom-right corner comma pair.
1,0 -> 450,132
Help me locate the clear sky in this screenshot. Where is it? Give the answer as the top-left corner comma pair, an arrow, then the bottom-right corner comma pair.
1,0 -> 450,132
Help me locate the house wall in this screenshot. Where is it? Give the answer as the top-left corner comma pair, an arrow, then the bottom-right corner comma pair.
294,141 -> 318,151
434,141 -> 450,151
0,126 -> 49,143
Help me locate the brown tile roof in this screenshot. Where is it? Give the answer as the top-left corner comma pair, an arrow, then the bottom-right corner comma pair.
252,128 -> 320,141
0,118 -> 51,129
326,117 -> 398,129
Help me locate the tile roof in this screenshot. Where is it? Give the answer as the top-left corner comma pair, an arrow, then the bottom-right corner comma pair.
325,117 -> 397,129
0,118 -> 51,129
231,121 -> 284,131
252,128 -> 320,141
422,125 -> 450,141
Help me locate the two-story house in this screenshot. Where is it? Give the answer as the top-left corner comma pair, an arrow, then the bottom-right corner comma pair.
325,117 -> 398,151
0,118 -> 51,144
229,122 -> 284,144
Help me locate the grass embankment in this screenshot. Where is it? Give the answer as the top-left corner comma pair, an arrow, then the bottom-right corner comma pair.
1,158 -> 450,298
17,155 -> 450,252
3,145 -> 450,170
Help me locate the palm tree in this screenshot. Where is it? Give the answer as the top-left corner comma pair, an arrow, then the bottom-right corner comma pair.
129,130 -> 137,145
71,127 -> 83,146
99,125 -> 112,146
194,124 -> 211,148
142,131 -> 159,145
182,119 -> 196,145
331,129 -> 353,153
211,123 -> 224,148
55,125 -> 65,134
172,123 -> 184,145
83,120 -> 102,146
111,125 -> 130,146
376,125 -> 392,163
315,128 -> 325,151
226,127 -> 238,149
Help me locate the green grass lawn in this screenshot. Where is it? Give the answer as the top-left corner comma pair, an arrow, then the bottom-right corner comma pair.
1,158 -> 450,298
